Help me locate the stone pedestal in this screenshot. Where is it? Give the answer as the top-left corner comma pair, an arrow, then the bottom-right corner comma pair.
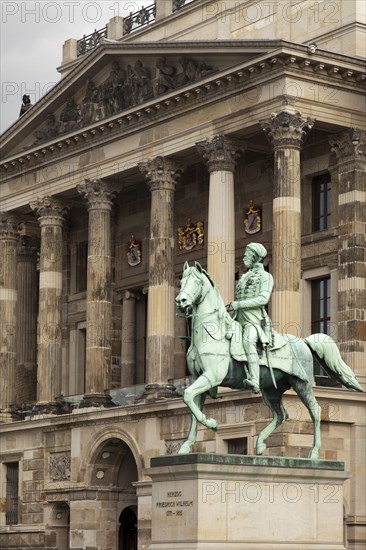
147,454 -> 349,550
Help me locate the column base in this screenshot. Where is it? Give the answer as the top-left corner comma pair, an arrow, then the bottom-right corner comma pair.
137,384 -> 178,403
80,392 -> 115,408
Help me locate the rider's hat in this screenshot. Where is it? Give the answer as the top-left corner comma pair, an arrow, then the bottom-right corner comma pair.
246,242 -> 267,259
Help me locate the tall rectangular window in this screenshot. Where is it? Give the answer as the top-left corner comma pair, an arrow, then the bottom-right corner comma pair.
311,277 -> 331,335
77,241 -> 88,292
6,462 -> 19,525
311,277 -> 331,378
312,173 -> 331,231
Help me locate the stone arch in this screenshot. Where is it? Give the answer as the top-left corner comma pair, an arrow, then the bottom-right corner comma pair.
71,431 -> 141,550
79,427 -> 144,485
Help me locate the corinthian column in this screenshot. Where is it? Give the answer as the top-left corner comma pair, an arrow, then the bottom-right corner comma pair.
77,179 -> 117,406
139,156 -> 183,399
262,104 -> 313,334
329,129 -> 366,384
0,213 -> 19,418
196,135 -> 241,305
30,197 -> 68,407
16,236 -> 39,405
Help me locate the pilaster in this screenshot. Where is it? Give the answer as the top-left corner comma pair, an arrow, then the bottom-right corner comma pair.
30,196 -> 69,408
196,135 -> 242,304
0,213 -> 20,418
329,129 -> 366,383
262,103 -> 314,334
139,156 -> 184,400
76,179 -> 117,406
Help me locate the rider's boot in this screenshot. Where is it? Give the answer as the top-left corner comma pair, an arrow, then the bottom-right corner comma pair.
245,358 -> 260,393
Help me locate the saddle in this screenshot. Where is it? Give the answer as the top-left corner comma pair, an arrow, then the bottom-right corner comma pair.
228,321 -> 307,382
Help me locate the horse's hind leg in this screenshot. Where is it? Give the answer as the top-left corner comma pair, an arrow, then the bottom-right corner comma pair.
292,378 -> 321,459
256,389 -> 288,455
179,393 -> 207,455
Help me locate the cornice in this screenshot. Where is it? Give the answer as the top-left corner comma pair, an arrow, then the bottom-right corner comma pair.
1,46 -> 365,178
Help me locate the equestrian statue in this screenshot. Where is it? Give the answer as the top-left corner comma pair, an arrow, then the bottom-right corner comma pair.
175,243 -> 363,459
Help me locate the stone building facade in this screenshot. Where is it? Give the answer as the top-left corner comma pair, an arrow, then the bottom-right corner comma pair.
0,1 -> 365,549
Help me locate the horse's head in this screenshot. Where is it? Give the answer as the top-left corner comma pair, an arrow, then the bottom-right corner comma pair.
175,261 -> 211,313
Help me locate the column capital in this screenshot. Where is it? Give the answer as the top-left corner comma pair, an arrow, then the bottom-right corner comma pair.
196,135 -> 242,172
261,105 -> 314,149
139,156 -> 184,192
117,289 -> 140,302
329,128 -> 366,162
76,179 -> 118,210
0,212 -> 20,239
30,196 -> 69,225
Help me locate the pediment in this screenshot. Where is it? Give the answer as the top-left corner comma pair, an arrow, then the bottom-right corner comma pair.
2,39 -> 365,166
1,40 -> 283,158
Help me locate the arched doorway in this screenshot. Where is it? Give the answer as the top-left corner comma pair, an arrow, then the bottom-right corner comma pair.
85,437 -> 139,550
118,506 -> 137,550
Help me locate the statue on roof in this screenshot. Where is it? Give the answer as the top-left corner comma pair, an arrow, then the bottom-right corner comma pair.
19,94 -> 32,117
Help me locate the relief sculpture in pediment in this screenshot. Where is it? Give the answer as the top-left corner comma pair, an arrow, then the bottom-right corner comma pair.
30,56 -> 217,146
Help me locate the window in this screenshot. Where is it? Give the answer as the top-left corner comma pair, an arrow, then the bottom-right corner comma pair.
311,277 -> 331,378
6,463 -> 19,525
76,241 -> 88,292
312,173 -> 331,231
311,277 -> 331,335
227,438 -> 248,455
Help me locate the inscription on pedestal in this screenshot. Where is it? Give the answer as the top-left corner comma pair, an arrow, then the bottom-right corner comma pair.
156,490 -> 194,518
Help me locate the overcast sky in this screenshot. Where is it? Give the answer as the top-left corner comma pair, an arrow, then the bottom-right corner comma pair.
1,0 -> 146,133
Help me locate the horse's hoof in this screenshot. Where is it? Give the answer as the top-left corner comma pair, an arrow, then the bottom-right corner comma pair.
205,418 -> 218,430
178,442 -> 192,455
256,442 -> 266,455
308,449 -> 319,460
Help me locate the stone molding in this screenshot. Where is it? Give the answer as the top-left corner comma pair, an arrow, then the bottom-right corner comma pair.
329,128 -> 366,161
0,212 -> 20,238
261,104 -> 314,149
76,179 -> 118,210
30,196 -> 69,225
196,134 -> 242,172
139,156 -> 184,191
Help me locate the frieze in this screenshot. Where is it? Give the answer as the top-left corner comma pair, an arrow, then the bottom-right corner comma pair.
49,451 -> 71,481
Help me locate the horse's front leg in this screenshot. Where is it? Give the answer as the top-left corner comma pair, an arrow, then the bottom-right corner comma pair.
183,375 -> 218,430
179,394 -> 206,454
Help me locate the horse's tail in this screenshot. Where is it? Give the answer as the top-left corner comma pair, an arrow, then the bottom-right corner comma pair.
305,334 -> 363,392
